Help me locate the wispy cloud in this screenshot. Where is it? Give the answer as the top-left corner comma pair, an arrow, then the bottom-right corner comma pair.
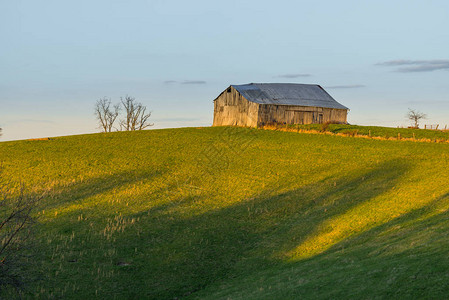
376,60 -> 449,72
164,80 -> 177,84
326,84 -> 365,89
277,73 -> 312,78
182,80 -> 206,84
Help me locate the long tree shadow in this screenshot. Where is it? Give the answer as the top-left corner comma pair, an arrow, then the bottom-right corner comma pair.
232,192 -> 449,299
25,158 -> 413,299
11,168 -> 168,297
331,191 -> 449,257
95,159 -> 410,299
41,168 -> 165,211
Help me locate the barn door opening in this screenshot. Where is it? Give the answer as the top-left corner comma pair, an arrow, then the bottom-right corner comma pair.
312,112 -> 324,124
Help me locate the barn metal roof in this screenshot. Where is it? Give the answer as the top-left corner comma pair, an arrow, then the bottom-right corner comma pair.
231,83 -> 348,110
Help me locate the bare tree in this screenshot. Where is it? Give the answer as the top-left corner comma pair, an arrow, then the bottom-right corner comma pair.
94,98 -> 120,133
120,96 -> 153,131
407,108 -> 427,128
1,183 -> 41,290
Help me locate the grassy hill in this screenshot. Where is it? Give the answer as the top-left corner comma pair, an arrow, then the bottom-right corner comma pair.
1,126 -> 449,299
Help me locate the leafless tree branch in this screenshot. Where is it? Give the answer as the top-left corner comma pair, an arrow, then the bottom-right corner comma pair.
138,106 -> 154,130
95,98 -> 120,133
120,96 -> 153,131
407,108 -> 427,128
1,182 -> 41,290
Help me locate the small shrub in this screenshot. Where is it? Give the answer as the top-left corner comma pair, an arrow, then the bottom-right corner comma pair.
343,129 -> 358,137
320,122 -> 331,132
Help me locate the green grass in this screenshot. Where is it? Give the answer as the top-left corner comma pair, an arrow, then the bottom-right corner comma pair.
285,123 -> 449,141
1,126 -> 449,298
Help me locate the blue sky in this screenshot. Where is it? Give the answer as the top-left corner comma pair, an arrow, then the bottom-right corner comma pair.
1,0 -> 449,141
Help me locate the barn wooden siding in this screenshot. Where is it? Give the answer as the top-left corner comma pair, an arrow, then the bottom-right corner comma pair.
213,87 -> 259,127
213,86 -> 348,127
258,104 -> 347,125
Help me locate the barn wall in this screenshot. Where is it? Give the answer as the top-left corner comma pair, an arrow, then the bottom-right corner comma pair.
213,87 -> 259,127
257,105 -> 347,125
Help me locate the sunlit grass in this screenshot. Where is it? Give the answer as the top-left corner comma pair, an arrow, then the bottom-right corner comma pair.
284,123 -> 449,141
1,127 -> 449,298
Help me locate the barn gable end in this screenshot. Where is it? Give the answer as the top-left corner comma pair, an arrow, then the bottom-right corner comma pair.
213,86 -> 259,127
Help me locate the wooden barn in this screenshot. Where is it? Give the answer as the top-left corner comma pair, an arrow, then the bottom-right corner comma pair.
213,83 -> 348,127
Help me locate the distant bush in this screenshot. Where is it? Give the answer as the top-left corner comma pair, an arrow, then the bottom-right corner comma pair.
320,122 -> 331,132
343,129 -> 358,137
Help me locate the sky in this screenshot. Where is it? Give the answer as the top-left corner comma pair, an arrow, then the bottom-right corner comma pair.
1,0 -> 449,141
